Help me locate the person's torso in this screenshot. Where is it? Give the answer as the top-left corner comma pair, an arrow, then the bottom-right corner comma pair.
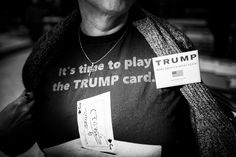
34,23 -> 191,154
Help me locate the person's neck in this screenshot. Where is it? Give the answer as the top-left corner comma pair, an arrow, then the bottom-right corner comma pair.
79,3 -> 128,36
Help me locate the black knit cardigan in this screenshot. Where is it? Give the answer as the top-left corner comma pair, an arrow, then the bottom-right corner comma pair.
22,8 -> 236,157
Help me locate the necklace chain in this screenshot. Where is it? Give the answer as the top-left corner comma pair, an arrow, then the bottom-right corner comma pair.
78,27 -> 128,76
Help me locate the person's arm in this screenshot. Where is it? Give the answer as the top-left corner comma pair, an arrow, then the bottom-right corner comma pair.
0,90 -> 36,156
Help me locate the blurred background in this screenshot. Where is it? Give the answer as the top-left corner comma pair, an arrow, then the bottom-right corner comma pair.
0,0 -> 236,156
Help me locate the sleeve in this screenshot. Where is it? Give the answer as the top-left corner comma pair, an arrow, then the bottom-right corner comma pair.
165,19 -> 236,156
0,91 -> 36,156
134,12 -> 236,156
163,15 -> 236,156
155,17 -> 196,52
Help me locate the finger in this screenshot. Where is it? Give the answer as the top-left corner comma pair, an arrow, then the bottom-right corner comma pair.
16,100 -> 35,115
16,91 -> 34,106
13,101 -> 35,126
10,113 -> 34,130
24,92 -> 34,101
14,91 -> 29,105
23,100 -> 35,112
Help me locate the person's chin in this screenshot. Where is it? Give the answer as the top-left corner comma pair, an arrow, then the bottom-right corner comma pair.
98,1 -> 134,15
100,6 -> 127,15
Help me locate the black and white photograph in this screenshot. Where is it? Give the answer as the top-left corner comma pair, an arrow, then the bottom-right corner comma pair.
0,0 -> 236,157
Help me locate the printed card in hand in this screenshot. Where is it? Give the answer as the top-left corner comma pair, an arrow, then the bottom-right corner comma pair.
77,92 -> 115,153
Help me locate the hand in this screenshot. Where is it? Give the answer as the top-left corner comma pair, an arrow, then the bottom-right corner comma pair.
0,90 -> 34,136
0,90 -> 36,156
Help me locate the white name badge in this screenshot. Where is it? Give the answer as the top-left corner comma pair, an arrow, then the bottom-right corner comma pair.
77,92 -> 115,153
152,50 -> 201,89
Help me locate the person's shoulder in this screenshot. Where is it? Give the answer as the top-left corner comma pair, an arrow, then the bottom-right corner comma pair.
132,8 -> 195,52
22,10 -> 80,91
153,15 -> 195,51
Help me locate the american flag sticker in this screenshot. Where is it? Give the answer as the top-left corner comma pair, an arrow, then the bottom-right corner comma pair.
172,70 -> 183,77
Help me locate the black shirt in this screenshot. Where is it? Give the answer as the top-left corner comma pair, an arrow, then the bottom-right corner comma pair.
34,21 -> 195,156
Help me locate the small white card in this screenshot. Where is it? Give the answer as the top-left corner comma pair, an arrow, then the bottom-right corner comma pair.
152,50 -> 201,89
77,92 -> 115,153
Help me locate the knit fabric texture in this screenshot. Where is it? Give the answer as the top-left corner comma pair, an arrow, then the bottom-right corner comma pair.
134,10 -> 236,157
22,8 -> 236,157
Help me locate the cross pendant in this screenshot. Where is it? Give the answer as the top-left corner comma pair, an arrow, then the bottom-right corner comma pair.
88,63 -> 94,76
